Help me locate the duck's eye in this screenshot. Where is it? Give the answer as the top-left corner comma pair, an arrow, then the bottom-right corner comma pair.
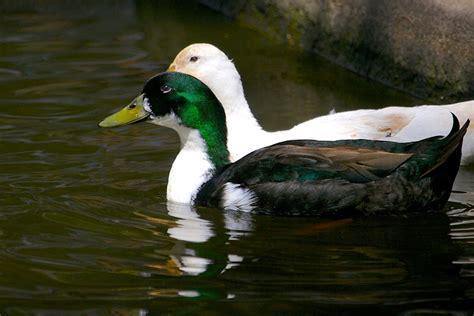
189,56 -> 199,62
160,85 -> 172,94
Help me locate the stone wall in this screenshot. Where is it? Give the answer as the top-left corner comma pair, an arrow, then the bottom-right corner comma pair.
197,0 -> 474,102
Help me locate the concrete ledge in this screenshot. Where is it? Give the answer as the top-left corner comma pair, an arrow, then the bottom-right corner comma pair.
197,0 -> 474,102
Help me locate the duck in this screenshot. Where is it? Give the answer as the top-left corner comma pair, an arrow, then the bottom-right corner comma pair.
167,43 -> 474,165
99,72 -> 469,216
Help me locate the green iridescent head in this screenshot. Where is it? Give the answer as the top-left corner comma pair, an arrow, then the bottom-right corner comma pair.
99,72 -> 230,168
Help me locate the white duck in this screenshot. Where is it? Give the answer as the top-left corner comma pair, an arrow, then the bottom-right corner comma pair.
167,43 -> 474,165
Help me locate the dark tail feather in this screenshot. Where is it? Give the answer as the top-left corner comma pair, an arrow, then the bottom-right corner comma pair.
421,114 -> 469,178
446,113 -> 461,138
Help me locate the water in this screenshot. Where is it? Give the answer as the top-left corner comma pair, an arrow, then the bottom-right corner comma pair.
1,1 -> 474,314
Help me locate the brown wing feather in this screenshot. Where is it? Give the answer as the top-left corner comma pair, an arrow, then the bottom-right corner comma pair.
317,147 -> 414,171
270,145 -> 413,180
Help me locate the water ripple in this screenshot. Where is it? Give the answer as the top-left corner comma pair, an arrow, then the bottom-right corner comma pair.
0,1 -> 473,313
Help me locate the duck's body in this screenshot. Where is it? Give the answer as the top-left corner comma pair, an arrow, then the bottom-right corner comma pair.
196,131 -> 466,216
168,43 -> 474,165
99,72 -> 468,216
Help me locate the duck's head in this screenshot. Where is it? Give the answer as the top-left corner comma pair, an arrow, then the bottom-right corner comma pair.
167,44 -> 245,110
99,72 -> 230,168
168,43 -> 235,79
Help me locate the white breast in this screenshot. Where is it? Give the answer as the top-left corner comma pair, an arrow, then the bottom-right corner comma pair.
150,115 -> 215,204
167,145 -> 213,204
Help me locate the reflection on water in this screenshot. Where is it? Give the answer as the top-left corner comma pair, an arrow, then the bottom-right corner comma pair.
0,0 -> 474,314
166,202 -> 215,243
164,202 -> 252,276
449,206 -> 474,279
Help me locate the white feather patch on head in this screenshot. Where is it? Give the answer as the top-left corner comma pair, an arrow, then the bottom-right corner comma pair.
149,112 -> 182,129
143,97 -> 152,115
220,183 -> 258,212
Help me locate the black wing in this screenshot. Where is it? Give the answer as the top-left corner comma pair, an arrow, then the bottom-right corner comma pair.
196,142 -> 413,208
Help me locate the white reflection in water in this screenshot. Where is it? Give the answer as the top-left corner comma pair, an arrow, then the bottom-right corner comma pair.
448,205 -> 474,277
224,210 -> 254,241
221,254 -> 244,274
171,255 -> 213,276
166,203 -> 254,276
166,202 -> 255,243
166,202 -> 214,243
178,290 -> 200,298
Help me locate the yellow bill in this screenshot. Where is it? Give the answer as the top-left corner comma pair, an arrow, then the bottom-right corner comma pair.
99,94 -> 149,128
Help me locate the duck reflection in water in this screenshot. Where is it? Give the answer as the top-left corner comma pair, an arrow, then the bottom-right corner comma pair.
165,202 -> 253,276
